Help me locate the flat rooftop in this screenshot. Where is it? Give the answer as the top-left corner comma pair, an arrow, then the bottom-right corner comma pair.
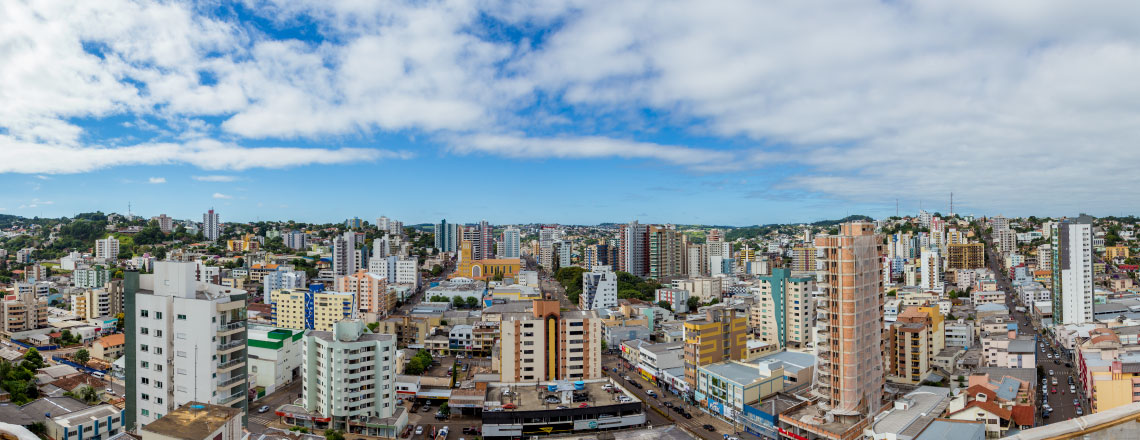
141,402 -> 241,440
487,380 -> 637,411
53,404 -> 122,428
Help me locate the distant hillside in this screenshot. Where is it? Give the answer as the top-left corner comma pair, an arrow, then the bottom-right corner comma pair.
810,215 -> 874,227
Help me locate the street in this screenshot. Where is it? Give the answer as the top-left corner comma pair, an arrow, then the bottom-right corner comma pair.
247,381 -> 303,433
982,228 -> 1088,426
602,354 -> 739,440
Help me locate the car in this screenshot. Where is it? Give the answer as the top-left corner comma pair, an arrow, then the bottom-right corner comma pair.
462,427 -> 481,435
624,375 -> 632,381
258,405 -> 270,413
556,405 -> 568,409
1077,407 -> 1084,415
435,413 -> 448,420
1043,411 -> 1051,419
1074,399 -> 1080,406
1051,386 -> 1057,393
545,396 -> 561,404
1047,353 -> 1053,359
618,396 -> 633,403
578,403 -> 589,408
415,427 -> 424,436
1049,370 -> 1055,376
1066,362 -> 1073,368
105,388 -> 114,395
664,402 -> 674,408
703,425 -> 716,431
422,405 -> 432,412
646,390 -> 656,397
502,403 -> 517,409
1054,359 -> 1060,365
683,412 -> 693,419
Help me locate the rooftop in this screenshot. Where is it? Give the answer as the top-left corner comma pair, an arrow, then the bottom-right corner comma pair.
914,419 -> 985,440
141,402 -> 242,440
869,386 -> 952,438
20,397 -> 90,422
486,380 -> 636,411
52,404 -> 121,428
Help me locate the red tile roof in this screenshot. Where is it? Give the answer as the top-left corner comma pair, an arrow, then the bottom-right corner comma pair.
1010,405 -> 1034,426
951,400 -> 1011,420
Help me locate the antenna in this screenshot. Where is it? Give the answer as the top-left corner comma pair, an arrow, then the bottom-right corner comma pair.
950,193 -> 954,217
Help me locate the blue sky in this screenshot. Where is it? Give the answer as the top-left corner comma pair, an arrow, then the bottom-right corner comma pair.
4,1 -> 1140,225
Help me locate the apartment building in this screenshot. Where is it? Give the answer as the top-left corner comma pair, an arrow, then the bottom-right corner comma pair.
270,287 -> 357,332
367,255 -> 419,287
92,333 -> 126,361
580,265 -> 618,310
648,225 -> 686,280
885,307 -> 945,384
71,287 -> 115,320
1052,215 -> 1094,325
376,315 -> 436,348
500,226 -> 521,259
338,271 -> 394,318
750,268 -> 815,350
247,325 -> 304,395
203,209 -> 220,242
981,328 -> 1036,368
947,243 -> 985,269
302,320 -> 403,436
673,277 -> 724,303
263,269 -> 308,302
74,265 -> 111,289
656,288 -> 690,314
493,299 -> 602,382
140,402 -> 242,440
1,289 -> 48,334
682,306 -> 748,386
125,262 -> 248,429
95,236 -> 120,260
1076,327 -> 1140,413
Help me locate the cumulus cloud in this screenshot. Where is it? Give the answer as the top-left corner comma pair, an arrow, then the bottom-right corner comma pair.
213,193 -> 233,199
148,177 -> 166,184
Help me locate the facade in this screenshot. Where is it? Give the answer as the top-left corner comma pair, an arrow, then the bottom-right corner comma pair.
270,287 -> 357,332
302,320 -> 401,436
683,306 -> 748,386
71,287 -> 115,320
92,333 -> 126,361
74,266 -> 111,289
263,270 -> 308,302
648,225 -> 685,280
453,241 -> 519,281
620,221 -> 649,277
500,226 -> 521,259
1052,216 -> 1094,325
247,325 -> 303,395
790,246 -> 816,272
1,289 -> 48,333
44,404 -> 125,440
885,307 -> 945,384
95,236 -> 120,260
337,271 -> 394,317
813,221 -> 885,417
919,247 -> 943,292
125,262 -> 248,429
202,209 -> 220,242
494,300 -> 603,382
655,288 -> 690,314
673,277 -> 724,303
368,256 -> 419,287
152,214 -> 174,233
283,231 -> 308,250
751,268 -> 815,350
433,219 -> 459,253
580,265 -> 618,310
947,243 -> 985,269
332,231 -> 358,277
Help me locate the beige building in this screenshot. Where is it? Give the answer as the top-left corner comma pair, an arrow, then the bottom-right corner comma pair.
886,306 -> 945,384
492,299 -> 602,382
270,288 -> 357,331
337,270 -> 394,318
672,277 -> 723,303
91,333 -> 126,361
791,246 -> 816,272
71,287 -> 116,320
1,289 -> 48,333
749,268 -> 815,350
140,402 -> 243,440
683,305 -> 748,385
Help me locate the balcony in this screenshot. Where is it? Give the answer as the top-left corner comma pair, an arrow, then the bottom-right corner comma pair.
219,390 -> 245,406
218,373 -> 247,388
218,358 -> 245,372
217,340 -> 244,353
217,320 -> 246,335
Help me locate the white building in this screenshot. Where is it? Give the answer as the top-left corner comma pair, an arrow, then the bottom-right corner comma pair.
580,265 -> 618,310
247,325 -> 304,395
367,256 -> 419,287
126,261 -> 248,428
302,320 -> 403,436
1053,216 -> 1094,325
59,251 -> 83,271
656,288 -> 690,314
203,209 -> 220,242
95,236 -> 120,260
74,266 -> 111,289
919,247 -> 943,291
283,231 -> 308,250
500,227 -> 521,259
333,231 -> 357,277
263,270 -> 308,302
945,321 -> 974,348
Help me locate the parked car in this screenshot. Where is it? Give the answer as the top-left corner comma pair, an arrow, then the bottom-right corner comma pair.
1051,386 -> 1057,393
683,412 -> 693,419
1076,407 -> 1084,416
414,427 -> 424,436
258,405 -> 270,413
702,425 -> 716,431
1049,370 -> 1055,376
544,396 -> 561,404
646,390 -> 656,397
461,427 -> 480,435
578,403 -> 589,408
502,403 -> 517,409
422,405 -> 432,412
1074,399 -> 1080,406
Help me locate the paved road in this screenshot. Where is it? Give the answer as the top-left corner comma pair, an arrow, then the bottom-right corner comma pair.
247,381 -> 303,433
603,354 -> 738,440
982,226 -> 1088,426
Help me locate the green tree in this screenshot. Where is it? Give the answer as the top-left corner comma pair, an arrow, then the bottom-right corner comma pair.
452,296 -> 465,309
686,296 -> 701,311
367,322 -> 380,332
22,347 -> 45,370
656,300 -> 672,311
324,429 -> 345,440
431,264 -> 443,277
74,349 -> 90,366
440,402 -> 450,415
465,296 -> 479,308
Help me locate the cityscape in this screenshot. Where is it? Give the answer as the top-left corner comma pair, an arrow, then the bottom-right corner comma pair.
5,2 -> 1140,440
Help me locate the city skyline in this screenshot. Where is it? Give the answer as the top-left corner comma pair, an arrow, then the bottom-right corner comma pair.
5,2 -> 1140,223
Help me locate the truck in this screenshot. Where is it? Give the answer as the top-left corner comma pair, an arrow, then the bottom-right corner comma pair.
435,427 -> 449,440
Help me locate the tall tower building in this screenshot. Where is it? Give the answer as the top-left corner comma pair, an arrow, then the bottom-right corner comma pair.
648,225 -> 685,280
96,236 -> 121,260
750,268 -> 815,350
620,221 -> 649,277
332,231 -> 357,276
478,220 -> 494,260
433,219 -> 458,253
813,221 -> 885,417
1052,215 -> 1094,325
125,262 -> 248,429
580,265 -> 618,310
203,209 -> 220,242
919,247 -> 943,291
500,227 -> 521,259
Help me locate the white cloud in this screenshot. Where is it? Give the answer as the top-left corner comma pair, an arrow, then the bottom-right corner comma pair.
192,175 -> 239,182
451,134 -> 738,169
213,193 -> 233,199
0,137 -> 410,174
148,177 -> 166,184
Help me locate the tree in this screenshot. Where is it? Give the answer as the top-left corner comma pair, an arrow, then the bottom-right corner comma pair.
686,297 -> 701,311
601,339 -> 608,351
324,430 -> 345,440
74,349 -> 90,366
452,296 -> 465,309
115,312 -> 125,331
367,322 -> 380,332
440,402 -> 450,415
465,296 -> 479,308
656,300 -> 672,311
431,264 -> 443,277
948,290 -> 959,300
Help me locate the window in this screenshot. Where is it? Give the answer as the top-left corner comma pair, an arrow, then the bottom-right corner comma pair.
141,409 -> 149,416
155,365 -> 162,372
156,381 -> 163,389
141,328 -> 149,335
141,361 -> 149,368
155,347 -> 163,354
141,393 -> 150,400
155,330 -> 163,337
141,310 -> 149,318
155,312 -> 163,319
177,314 -> 187,320
141,344 -> 149,352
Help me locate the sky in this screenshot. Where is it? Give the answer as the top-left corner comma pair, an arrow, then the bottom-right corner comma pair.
4,1 -> 1140,225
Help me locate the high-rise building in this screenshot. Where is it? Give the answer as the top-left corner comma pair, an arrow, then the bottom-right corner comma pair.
477,220 -> 494,260
96,236 -> 120,260
71,287 -> 116,320
337,270 -> 393,317
493,300 -> 602,382
74,265 -> 111,289
538,226 -> 559,270
345,217 -> 363,229
302,320 -> 399,436
124,262 -> 248,429
270,286 -> 357,331
919,247 -> 943,291
1,287 -> 48,333
885,306 -> 945,384
790,246 -> 816,272
686,243 -> 708,277
1052,215 -> 1094,325
620,221 -> 649,277
648,225 -> 685,280
580,266 -> 618,310
367,255 -> 420,287
947,243 -> 985,269
262,270 -> 307,302
376,216 -> 390,232
1036,244 -> 1052,271
813,221 -> 885,417
152,214 -> 174,233
750,268 -> 815,350
283,231 -> 307,250
203,209 -> 220,242
332,231 -> 357,277
682,306 -> 747,386
434,219 -> 458,253
500,226 -> 521,259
